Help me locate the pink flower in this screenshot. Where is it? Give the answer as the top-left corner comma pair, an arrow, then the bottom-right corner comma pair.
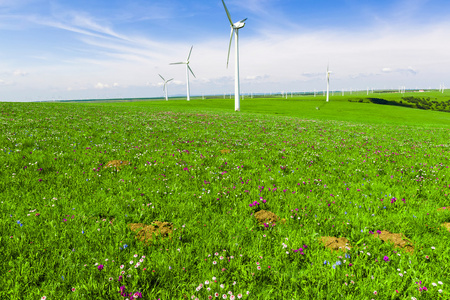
373,291 -> 377,295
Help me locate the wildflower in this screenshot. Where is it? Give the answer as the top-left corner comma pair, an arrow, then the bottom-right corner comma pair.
98,265 -> 104,270
373,291 -> 377,295
383,256 -> 389,262
72,288 -> 76,292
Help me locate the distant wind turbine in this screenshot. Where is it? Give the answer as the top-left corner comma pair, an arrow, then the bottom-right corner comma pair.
170,46 -> 196,101
326,64 -> 331,102
159,74 -> 173,101
222,0 -> 247,111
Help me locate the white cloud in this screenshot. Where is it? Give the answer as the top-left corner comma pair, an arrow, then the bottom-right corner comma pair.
0,79 -> 14,86
13,69 -> 28,76
95,82 -> 109,89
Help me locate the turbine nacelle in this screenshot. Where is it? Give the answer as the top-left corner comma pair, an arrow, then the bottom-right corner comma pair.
232,18 -> 247,29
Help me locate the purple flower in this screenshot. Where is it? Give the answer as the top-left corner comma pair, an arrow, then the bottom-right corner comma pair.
98,265 -> 104,270
63,219 -> 67,222
383,256 -> 389,262
376,230 -> 381,234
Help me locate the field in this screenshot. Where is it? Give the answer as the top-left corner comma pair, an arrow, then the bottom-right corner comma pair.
1,97 -> 450,300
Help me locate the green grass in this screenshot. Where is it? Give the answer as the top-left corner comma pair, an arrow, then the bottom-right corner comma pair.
97,91 -> 450,127
1,99 -> 449,299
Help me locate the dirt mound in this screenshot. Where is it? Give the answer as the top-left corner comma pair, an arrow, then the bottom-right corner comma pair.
373,230 -> 414,254
220,149 -> 231,154
441,223 -> 450,232
128,220 -> 174,245
253,210 -> 286,226
104,160 -> 131,171
320,236 -> 352,252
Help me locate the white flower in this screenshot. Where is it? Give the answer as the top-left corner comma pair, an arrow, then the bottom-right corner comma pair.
438,289 -> 443,293
432,283 -> 437,286
438,281 -> 443,285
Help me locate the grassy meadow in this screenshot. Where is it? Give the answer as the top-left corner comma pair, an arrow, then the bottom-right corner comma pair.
1,96 -> 450,299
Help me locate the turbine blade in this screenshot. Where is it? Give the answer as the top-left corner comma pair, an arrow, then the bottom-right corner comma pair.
159,74 -> 165,81
167,78 -> 174,82
170,62 -> 185,65
187,46 -> 193,60
222,0 -> 234,26
227,28 -> 234,68
188,65 -> 196,78
238,18 -> 247,23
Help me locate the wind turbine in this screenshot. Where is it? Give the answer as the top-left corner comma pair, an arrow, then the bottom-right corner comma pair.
170,46 -> 196,101
326,64 -> 331,102
159,74 -> 173,101
222,0 -> 247,112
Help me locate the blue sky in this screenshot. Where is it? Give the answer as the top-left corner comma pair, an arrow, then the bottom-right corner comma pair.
1,0 -> 450,101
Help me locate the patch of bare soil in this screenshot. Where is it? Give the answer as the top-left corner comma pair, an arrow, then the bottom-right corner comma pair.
441,223 -> 450,232
253,210 -> 286,226
220,149 -> 231,154
103,160 -> 131,171
373,230 -> 414,254
320,236 -> 352,252
128,220 -> 174,245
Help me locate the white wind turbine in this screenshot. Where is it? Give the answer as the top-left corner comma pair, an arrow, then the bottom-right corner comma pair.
222,0 -> 247,112
159,74 -> 173,101
170,46 -> 196,101
326,64 -> 331,102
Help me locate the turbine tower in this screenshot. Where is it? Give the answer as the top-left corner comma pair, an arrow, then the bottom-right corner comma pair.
326,64 -> 331,102
159,74 -> 173,101
170,46 -> 196,101
222,0 -> 247,112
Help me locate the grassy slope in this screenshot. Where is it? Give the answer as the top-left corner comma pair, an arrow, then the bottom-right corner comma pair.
85,94 -> 450,128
